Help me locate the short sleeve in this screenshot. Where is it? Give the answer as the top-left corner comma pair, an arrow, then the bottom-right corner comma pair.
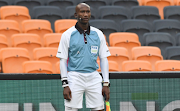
56,33 -> 69,59
98,32 -> 111,58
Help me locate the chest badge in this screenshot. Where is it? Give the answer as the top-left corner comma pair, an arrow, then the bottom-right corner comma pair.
91,46 -> 98,55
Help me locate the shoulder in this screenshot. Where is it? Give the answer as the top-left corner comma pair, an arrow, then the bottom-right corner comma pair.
90,26 -> 104,40
61,26 -> 77,40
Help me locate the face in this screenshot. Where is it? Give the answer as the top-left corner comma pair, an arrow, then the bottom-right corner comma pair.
75,5 -> 91,24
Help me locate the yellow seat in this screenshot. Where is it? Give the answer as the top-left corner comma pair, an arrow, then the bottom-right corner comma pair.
55,19 -> 77,33
155,60 -> 180,71
0,48 -> 30,73
122,60 -> 152,71
23,61 -> 53,74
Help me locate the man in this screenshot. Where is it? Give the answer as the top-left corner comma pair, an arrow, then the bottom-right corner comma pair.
56,3 -> 110,111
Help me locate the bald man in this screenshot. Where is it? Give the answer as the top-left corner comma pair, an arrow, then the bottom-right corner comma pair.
56,3 -> 111,111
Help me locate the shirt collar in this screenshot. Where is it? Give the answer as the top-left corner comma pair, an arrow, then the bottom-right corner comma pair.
75,22 -> 90,35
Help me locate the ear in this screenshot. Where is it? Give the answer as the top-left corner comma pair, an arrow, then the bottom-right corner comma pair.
74,13 -> 77,18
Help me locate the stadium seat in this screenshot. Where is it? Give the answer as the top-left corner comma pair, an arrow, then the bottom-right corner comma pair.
0,6 -> 31,31
0,48 -> 30,73
47,0 -> 74,11
143,32 -> 175,58
14,0 -> 43,17
89,19 -> 119,44
11,33 -> 42,60
144,0 -> 174,19
97,60 -> 121,72
120,19 -> 152,44
22,19 -> 53,45
0,34 -> 8,49
56,61 -> 60,74
131,6 -> 160,24
0,20 -> 20,46
137,0 -> 144,5
176,33 -> 180,45
108,47 -> 130,70
122,60 -> 152,71
33,47 -> 59,74
55,19 -> 77,33
153,20 -> 180,38
175,0 -> 180,5
112,0 -> 139,9
33,6 -> 63,32
0,0 -> 13,7
99,6 -> 131,25
165,46 -> 180,60
164,6 -> 180,21
109,32 -> 141,59
155,60 -> 180,71
132,46 -> 163,70
65,6 -> 97,19
23,61 -> 53,74
80,0 -> 107,9
44,33 -> 61,48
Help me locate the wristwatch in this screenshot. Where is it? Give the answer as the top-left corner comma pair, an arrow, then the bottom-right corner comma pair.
103,82 -> 110,87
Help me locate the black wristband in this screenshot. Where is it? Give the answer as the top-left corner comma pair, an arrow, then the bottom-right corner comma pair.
61,78 -> 69,87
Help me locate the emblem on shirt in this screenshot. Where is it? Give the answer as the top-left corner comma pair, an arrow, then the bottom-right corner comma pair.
91,46 -> 98,55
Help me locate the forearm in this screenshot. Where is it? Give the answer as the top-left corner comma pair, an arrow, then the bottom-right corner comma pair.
60,58 -> 68,87
100,57 -> 109,83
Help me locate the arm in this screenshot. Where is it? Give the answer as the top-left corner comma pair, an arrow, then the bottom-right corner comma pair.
100,57 -> 110,101
60,58 -> 72,100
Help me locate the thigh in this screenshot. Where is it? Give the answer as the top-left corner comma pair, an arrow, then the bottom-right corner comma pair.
85,73 -> 104,109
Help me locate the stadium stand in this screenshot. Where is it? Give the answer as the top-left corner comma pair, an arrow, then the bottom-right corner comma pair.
0,48 -> 30,73
14,0 -> 43,17
120,19 -> 152,44
155,60 -> 180,71
0,34 -> 8,49
108,47 -> 130,71
175,0 -> 180,5
112,0 -> 139,9
97,60 -> 121,72
47,0 -> 74,11
11,33 -> 42,60
55,19 -> 77,33
131,6 -> 160,24
0,20 -> 20,46
23,61 -> 53,74
43,33 -> 62,48
33,47 -> 59,74
143,0 -> 174,19
143,32 -> 175,58
164,6 -> 180,21
122,60 -> 152,71
65,6 -> 97,19
153,19 -> 180,38
0,6 -> 30,31
89,19 -> 118,43
22,19 -> 53,45
0,0 -> 13,6
132,46 -> 163,70
99,6 -> 131,25
80,0 -> 107,9
33,6 -> 63,32
165,46 -> 180,60
109,32 -> 141,59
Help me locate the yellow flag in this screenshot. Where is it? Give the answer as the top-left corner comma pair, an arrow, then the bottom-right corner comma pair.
105,101 -> 111,111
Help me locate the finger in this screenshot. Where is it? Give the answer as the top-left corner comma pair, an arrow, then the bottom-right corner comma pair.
102,91 -> 104,96
69,91 -> 72,99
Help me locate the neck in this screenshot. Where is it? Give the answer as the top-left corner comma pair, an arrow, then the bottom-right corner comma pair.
78,22 -> 88,30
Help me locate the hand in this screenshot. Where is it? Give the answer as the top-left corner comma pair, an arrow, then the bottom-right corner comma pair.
63,86 -> 72,100
102,86 -> 110,101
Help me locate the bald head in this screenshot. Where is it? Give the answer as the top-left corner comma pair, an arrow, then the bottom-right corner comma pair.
75,3 -> 90,13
